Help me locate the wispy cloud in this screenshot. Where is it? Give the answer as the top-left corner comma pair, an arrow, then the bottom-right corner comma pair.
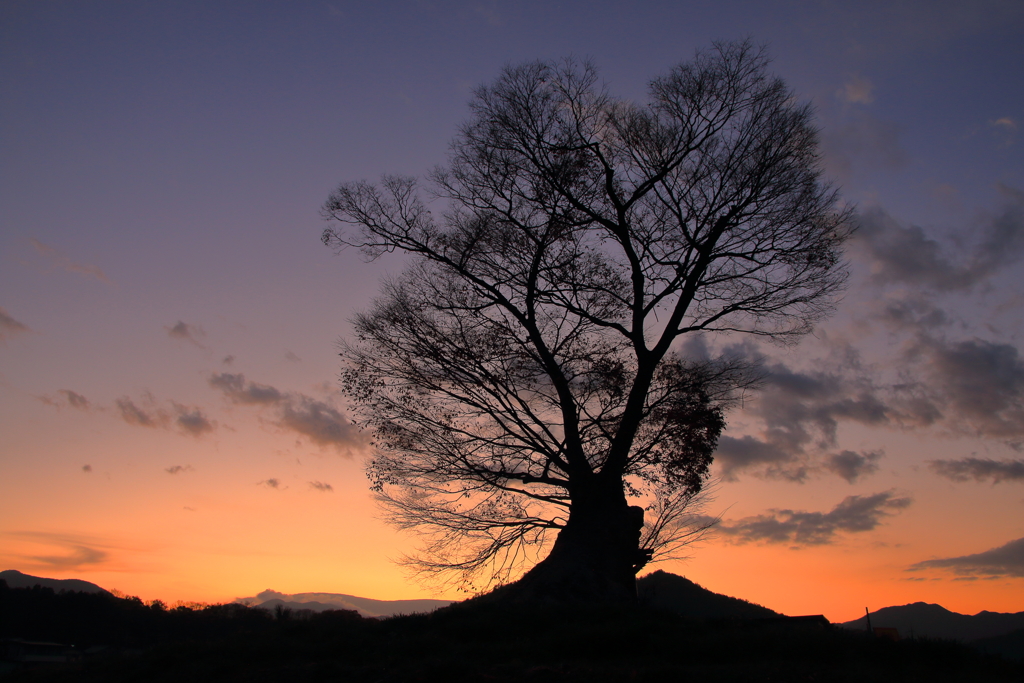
116,396 -> 166,428
166,321 -> 205,347
209,372 -> 284,405
82,464 -> 92,473
278,396 -> 362,451
0,306 -> 31,343
31,545 -> 109,570
258,478 -> 283,489
852,190 -> 1024,292
929,457 -> 1024,484
309,480 -> 334,492
209,372 -> 365,453
61,390 -> 90,409
173,404 -> 215,436
116,394 -> 216,437
39,389 -> 92,410
909,536 -> 1024,578
5,532 -> 113,571
30,238 -> 111,283
165,464 -> 194,475
838,74 -> 875,105
716,491 -> 911,546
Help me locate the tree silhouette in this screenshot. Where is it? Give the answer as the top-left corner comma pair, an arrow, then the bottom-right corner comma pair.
322,41 -> 852,603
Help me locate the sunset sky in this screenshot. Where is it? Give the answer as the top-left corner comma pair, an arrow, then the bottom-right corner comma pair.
2,1 -> 1023,623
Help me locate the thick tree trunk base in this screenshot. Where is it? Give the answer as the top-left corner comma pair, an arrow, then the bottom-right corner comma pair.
482,503 -> 649,606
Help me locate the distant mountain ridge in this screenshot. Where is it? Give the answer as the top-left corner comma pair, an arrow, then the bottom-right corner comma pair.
234,589 -> 453,618
0,569 -> 108,595
839,602 -> 1024,642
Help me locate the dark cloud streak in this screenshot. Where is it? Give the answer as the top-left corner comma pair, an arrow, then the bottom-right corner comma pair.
929,457 -> 1024,483
0,306 -> 31,342
31,545 -> 108,571
717,491 -> 911,546
910,536 -> 1024,578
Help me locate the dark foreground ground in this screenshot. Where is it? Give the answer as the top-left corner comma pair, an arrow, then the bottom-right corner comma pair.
3,583 -> 1022,682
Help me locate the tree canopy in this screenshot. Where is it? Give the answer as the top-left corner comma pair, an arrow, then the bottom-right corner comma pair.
323,41 -> 851,601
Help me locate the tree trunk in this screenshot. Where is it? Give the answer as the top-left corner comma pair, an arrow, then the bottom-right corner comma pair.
493,477 -> 649,605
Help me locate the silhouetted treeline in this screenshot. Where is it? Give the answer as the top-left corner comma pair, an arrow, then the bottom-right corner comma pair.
3,579 -> 1022,682
0,579 -> 361,649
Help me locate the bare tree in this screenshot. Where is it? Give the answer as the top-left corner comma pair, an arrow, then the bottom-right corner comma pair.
323,41 -> 852,603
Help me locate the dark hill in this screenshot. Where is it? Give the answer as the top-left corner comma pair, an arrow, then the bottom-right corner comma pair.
637,570 -> 780,619
840,602 -> 1024,642
0,570 -> 108,595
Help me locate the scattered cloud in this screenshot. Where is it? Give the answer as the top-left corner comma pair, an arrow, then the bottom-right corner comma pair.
222,355 -> 235,365
825,450 -> 883,483
915,337 -> 1024,443
115,394 -> 216,437
258,478 -> 282,489
278,396 -> 362,451
716,359 -> 898,482
61,389 -> 90,409
716,491 -> 912,546
309,480 -> 334,492
714,333 -> 1024,484
82,464 -> 92,473
716,434 -> 805,481
209,372 -> 365,453
909,536 -> 1024,578
285,350 -> 301,362
838,74 -> 874,104
929,457 -> 1024,484
852,191 -> 1024,292
209,372 -> 284,405
173,404 -> 215,436
0,306 -> 31,343
166,321 -> 205,347
39,389 -> 92,410
116,396 -> 166,428
30,238 -> 111,283
165,465 -> 194,475
712,188 -> 1023,478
